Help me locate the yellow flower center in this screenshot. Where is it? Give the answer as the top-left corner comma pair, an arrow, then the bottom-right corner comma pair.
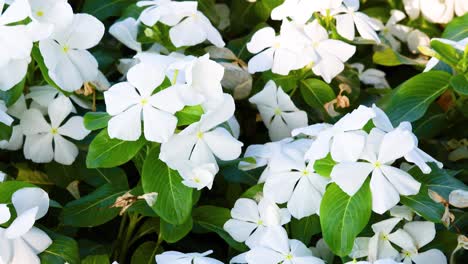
374,161 -> 381,168
197,131 -> 204,139
273,42 -> 281,49
380,233 -> 389,240
36,10 -> 44,17
62,45 -> 70,53
51,128 -> 58,135
302,170 -> 309,176
194,177 -> 201,183
257,220 -> 264,226
403,250 -> 412,257
274,108 -> 282,115
285,253 -> 293,260
140,98 -> 148,105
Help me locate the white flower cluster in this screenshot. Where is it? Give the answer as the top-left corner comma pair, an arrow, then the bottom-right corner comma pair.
0,187 -> 51,264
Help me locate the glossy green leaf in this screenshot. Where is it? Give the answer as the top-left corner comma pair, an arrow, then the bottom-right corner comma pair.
313,154 -> 336,178
450,74 -> 468,95
290,215 -> 321,245
385,71 -> 451,125
0,181 -> 36,203
83,0 -> 136,20
320,181 -> 372,256
442,13 -> 468,41
431,40 -> 463,67
300,78 -> 336,110
0,77 -> 25,107
160,217 -> 193,243
82,255 -> 110,264
84,112 -> 111,131
373,46 -> 421,66
40,233 -> 80,264
400,185 -> 445,223
86,129 -> 147,168
0,122 -> 12,141
130,241 -> 159,264
142,147 -> 193,225
176,105 -> 204,126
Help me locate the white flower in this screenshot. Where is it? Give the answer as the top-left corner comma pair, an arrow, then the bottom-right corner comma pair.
224,198 -> 291,248
302,20 -> 356,83
0,187 -> 52,264
109,17 -> 142,52
246,21 -> 307,75
177,162 -> 218,190
156,250 -> 223,264
292,105 -> 375,162
0,0 -> 32,91
449,189 -> 468,208
331,127 -> 421,214
0,96 -> 27,151
404,0 -> 454,24
249,81 -> 308,141
377,10 -> 412,51
368,218 -> 402,261
20,96 -> 90,165
390,205 -> 414,221
233,226 -> 324,264
138,0 -> 225,47
270,0 -> 315,24
0,171 -> 5,182
104,62 -> 185,142
160,94 -> 243,168
240,138 -> 311,183
333,0 -> 381,43
455,0 -> 468,16
406,30 -> 430,54
346,259 -> 403,264
424,38 -> 468,72
39,13 -> 105,92
27,85 -> 92,111
351,63 -> 390,89
310,239 -> 335,264
23,0 -> 73,40
264,159 -> 329,219
372,104 -> 443,173
387,221 -> 446,264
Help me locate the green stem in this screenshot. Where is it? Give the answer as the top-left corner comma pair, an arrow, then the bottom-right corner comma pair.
119,214 -> 141,263
112,214 -> 128,260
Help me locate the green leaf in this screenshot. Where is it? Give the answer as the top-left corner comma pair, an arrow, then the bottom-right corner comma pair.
31,46 -> 70,95
262,71 -> 301,92
160,217 -> 193,243
0,77 -> 25,107
131,241 -> 159,264
221,165 -> 262,185
290,215 -> 321,245
442,13 -> 468,41
175,105 -> 204,126
62,183 -> 127,227
410,164 -> 467,199
450,74 -> 468,95
86,129 -> 147,168
142,147 -> 193,225
0,181 -> 35,203
313,154 -> 336,177
431,40 -> 463,67
83,0 -> 136,21
300,78 -> 336,110
320,181 -> 372,257
0,122 -> 12,141
84,112 -> 111,131
82,255 -> 110,264
40,233 -> 80,264
385,71 -> 451,125
192,206 -> 248,252
373,46 -> 421,66
400,185 -> 445,223
198,0 -> 220,26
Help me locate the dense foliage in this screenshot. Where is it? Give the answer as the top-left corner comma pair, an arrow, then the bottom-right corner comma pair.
0,0 -> 467,264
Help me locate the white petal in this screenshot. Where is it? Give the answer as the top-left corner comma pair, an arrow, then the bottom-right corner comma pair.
204,127 -> 243,161
23,133 -> 54,163
246,247 -> 284,264
335,14 -> 355,40
371,217 -> 401,235
53,134 -> 79,165
372,104 -> 394,132
288,176 -> 322,219
271,48 -> 299,75
48,95 -> 73,128
264,172 -> 301,204
159,133 -> 198,168
169,16 -> 207,48
319,39 -> 356,62
67,49 -> 99,83
0,58 -> 29,91
403,0 -> 421,20
259,226 -> 290,254
331,162 -> 374,196
107,105 -> 142,141
127,63 -> 165,98
354,13 -> 381,43
378,128 -> 416,164
199,12 -> 225,47
224,219 -> 258,243
403,221 -> 435,248
387,229 -> 417,252
335,105 -> 376,131
9,238 -> 40,264
312,54 -> 344,83
20,109 -> 50,135
269,115 -> 293,141
143,106 -> 177,143
109,17 -> 141,52
412,249 -> 446,264
149,87 -> 185,114
248,48 -> 274,74
5,207 -> 38,239
58,116 -> 90,140
282,111 -> 308,130
12,187 -> 49,220
199,94 -> 235,131
370,169 -> 400,214
63,13 -> 105,50
230,198 -> 260,222
104,82 -> 141,115
380,165 -> 421,196
21,227 -> 52,253
26,85 -> 58,107
0,204 -> 10,225
247,27 -> 275,53
331,132 -> 366,162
